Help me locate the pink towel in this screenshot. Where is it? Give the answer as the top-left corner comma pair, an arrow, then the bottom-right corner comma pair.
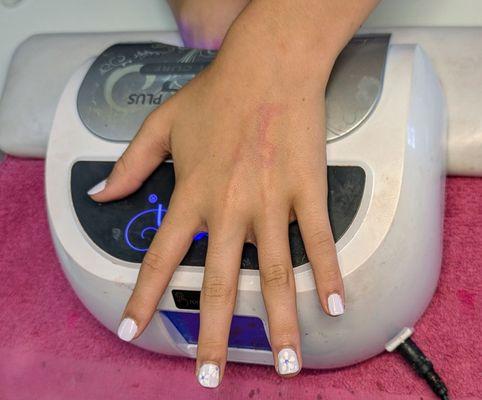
0,156 -> 480,400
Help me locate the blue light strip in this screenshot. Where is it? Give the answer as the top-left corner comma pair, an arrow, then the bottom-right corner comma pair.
161,311 -> 271,351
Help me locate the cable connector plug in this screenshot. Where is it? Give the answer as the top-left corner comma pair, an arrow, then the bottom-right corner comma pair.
386,328 -> 450,400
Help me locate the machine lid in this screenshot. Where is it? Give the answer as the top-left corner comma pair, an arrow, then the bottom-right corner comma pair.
77,34 -> 389,142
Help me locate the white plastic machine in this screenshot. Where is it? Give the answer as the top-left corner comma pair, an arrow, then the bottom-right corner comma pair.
45,33 -> 447,368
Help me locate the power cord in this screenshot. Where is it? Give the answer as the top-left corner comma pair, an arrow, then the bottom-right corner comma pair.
387,328 -> 450,400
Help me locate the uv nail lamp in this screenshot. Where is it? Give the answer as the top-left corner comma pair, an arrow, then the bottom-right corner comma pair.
46,34 -> 447,368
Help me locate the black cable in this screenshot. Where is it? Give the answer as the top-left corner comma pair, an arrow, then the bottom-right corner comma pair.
396,337 -> 450,400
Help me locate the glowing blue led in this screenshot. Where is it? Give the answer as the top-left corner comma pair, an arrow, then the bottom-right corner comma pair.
148,193 -> 158,204
124,195 -> 208,252
124,196 -> 167,252
193,232 -> 208,241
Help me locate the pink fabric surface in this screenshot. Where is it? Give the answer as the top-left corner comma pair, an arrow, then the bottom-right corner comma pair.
0,156 -> 480,400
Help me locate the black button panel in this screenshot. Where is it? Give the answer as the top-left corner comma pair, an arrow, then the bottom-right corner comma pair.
70,161 -> 365,268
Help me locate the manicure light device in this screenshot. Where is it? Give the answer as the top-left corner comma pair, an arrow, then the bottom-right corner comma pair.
45,34 -> 447,368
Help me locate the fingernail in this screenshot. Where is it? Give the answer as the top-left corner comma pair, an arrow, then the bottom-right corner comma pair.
197,363 -> 220,388
87,179 -> 107,195
277,348 -> 300,375
328,293 -> 344,316
117,317 -> 137,342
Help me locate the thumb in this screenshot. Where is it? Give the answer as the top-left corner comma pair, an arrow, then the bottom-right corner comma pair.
88,107 -> 173,202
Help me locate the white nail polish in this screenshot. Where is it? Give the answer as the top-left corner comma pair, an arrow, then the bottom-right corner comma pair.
277,348 -> 300,375
197,363 -> 220,388
117,317 -> 137,342
87,179 -> 107,195
328,293 -> 345,316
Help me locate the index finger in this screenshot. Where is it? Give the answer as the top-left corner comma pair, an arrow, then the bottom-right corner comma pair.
117,194 -> 200,341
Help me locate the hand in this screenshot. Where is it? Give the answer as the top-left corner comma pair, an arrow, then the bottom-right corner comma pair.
90,0 -> 380,387
89,48 -> 344,385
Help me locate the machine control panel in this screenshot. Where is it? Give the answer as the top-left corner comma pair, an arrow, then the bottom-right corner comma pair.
70,161 -> 365,267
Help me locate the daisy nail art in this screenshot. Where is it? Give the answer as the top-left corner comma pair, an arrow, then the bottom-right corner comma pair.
277,348 -> 300,375
198,363 -> 220,388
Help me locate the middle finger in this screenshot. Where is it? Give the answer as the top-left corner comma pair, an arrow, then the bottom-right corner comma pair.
256,212 -> 302,377
196,225 -> 245,388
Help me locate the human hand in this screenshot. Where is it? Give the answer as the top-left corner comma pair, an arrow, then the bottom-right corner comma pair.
89,0 -> 381,387
89,50 -> 343,387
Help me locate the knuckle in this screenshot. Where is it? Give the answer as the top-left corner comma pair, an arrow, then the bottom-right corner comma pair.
114,155 -> 129,176
112,155 -> 143,188
198,338 -> 226,351
218,185 -> 243,213
213,201 -> 237,225
258,187 -> 281,209
142,250 -> 168,273
261,263 -> 291,290
202,275 -> 234,304
310,227 -> 334,249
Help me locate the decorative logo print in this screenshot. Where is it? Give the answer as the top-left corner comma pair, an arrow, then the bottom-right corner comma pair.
124,194 -> 207,252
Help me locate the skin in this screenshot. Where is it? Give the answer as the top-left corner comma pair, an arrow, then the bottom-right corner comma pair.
91,0 -> 380,386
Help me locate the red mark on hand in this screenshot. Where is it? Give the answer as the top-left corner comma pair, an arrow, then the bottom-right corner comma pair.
255,103 -> 285,167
